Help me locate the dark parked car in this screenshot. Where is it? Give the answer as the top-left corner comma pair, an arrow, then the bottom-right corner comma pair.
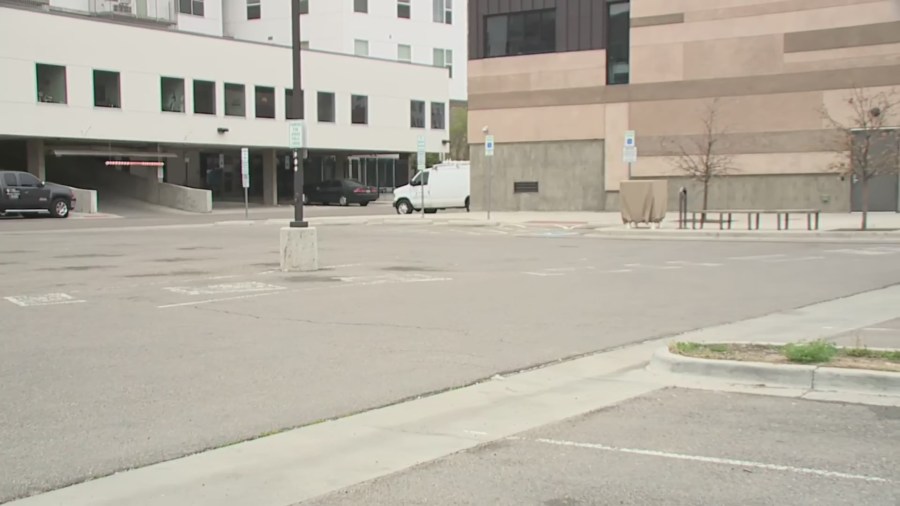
0,170 -> 76,218
302,179 -> 379,206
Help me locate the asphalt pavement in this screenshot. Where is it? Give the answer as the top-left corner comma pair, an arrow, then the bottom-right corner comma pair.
305,388 -> 900,506
2,220 -> 900,502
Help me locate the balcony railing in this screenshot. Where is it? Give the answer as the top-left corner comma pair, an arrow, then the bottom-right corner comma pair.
0,0 -> 50,8
88,0 -> 176,25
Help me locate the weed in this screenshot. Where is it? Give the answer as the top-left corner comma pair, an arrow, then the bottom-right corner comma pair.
844,347 -> 872,358
783,340 -> 838,364
674,342 -> 704,354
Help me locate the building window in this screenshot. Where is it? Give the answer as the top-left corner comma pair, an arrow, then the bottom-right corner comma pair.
247,0 -> 260,19
351,95 -> 368,125
255,86 -> 276,119
354,0 -> 367,13
224,83 -> 246,116
35,63 -> 67,104
398,44 -> 412,62
93,70 -> 121,109
300,41 -> 310,49
317,91 -> 335,123
430,102 -> 445,129
178,0 -> 204,16
298,0 -> 308,14
194,80 -> 216,115
286,89 -> 304,119
410,100 -> 425,128
484,9 -> 556,58
433,0 -> 451,24
354,39 -> 369,57
606,1 -> 630,85
433,48 -> 453,78
397,0 -> 410,19
161,77 -> 185,113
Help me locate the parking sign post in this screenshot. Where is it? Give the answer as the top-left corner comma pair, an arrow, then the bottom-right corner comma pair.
240,147 -> 250,220
623,130 -> 637,179
484,133 -> 494,220
417,135 -> 426,217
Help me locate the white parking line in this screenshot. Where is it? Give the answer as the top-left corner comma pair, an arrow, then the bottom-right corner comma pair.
164,281 -> 286,296
523,271 -> 565,277
521,437 -> 891,483
729,254 -> 786,261
4,293 -> 86,307
666,260 -> 722,267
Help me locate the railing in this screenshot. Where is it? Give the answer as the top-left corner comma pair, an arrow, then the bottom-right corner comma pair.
0,0 -> 50,7
88,0 -> 176,25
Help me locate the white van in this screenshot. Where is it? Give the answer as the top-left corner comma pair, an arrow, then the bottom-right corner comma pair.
393,161 -> 470,214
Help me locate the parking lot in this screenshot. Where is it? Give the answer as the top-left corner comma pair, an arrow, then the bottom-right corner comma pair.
306,388 -> 900,506
2,220 -> 900,502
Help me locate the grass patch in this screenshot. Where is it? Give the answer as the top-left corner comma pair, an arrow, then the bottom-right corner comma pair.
783,340 -> 837,364
670,340 -> 900,372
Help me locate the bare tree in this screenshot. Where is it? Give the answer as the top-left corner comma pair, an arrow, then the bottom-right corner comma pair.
823,87 -> 900,230
666,98 -> 734,212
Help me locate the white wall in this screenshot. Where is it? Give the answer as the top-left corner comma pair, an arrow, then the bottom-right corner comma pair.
0,6 -> 450,153
177,0 -> 224,36
222,0 -> 467,100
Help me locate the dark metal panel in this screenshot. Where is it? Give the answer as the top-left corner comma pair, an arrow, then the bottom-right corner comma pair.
556,0 -> 568,52
522,0 -> 533,11
497,0 -> 509,14
590,0 -> 605,49
567,0 -> 579,52
579,0 -> 592,50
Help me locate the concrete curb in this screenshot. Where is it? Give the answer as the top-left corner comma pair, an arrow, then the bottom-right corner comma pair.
588,229 -> 900,243
649,347 -> 900,395
648,347 -> 815,388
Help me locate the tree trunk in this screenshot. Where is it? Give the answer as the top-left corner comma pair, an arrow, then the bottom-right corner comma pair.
702,180 -> 710,211
861,178 -> 869,231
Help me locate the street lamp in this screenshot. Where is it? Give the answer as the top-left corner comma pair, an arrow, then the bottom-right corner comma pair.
290,0 -> 307,228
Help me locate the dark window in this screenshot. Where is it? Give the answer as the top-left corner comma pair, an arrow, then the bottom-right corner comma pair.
36,64 -> 67,104
193,80 -> 216,115
93,70 -> 121,108
317,91 -> 335,123
410,100 -> 425,128
351,95 -> 368,125
299,0 -> 308,14
430,102 -> 445,129
412,171 -> 429,185
397,0 -> 410,19
224,83 -> 245,116
484,9 -> 555,58
354,0 -> 367,13
606,1 -> 630,85
3,173 -> 17,187
18,172 -> 42,187
255,86 -> 276,119
286,89 -> 304,119
161,77 -> 185,113
247,0 -> 260,19
179,0 -> 204,16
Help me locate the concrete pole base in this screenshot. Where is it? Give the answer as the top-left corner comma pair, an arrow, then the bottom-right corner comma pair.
279,226 -> 319,272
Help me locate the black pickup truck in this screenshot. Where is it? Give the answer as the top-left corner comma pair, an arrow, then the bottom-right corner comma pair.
0,170 -> 76,218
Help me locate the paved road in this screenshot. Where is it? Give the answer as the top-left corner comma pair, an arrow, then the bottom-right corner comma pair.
306,388 -> 900,505
2,221 -> 900,502
0,200 -> 400,232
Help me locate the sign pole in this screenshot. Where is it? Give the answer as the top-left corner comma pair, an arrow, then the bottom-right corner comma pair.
417,135 -> 426,217
623,130 -> 637,180
240,147 -> 250,219
484,132 -> 494,220
290,0 -> 307,228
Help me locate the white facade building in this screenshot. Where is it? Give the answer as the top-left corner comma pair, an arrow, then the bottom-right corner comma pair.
221,0 -> 468,101
0,0 -> 452,209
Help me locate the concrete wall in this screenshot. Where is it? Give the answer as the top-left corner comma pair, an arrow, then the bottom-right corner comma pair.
466,0 -> 900,211
68,186 -> 98,213
470,140 -> 605,211
625,173 -> 850,213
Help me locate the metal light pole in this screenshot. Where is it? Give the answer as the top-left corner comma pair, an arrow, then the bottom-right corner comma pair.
290,0 -> 307,228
